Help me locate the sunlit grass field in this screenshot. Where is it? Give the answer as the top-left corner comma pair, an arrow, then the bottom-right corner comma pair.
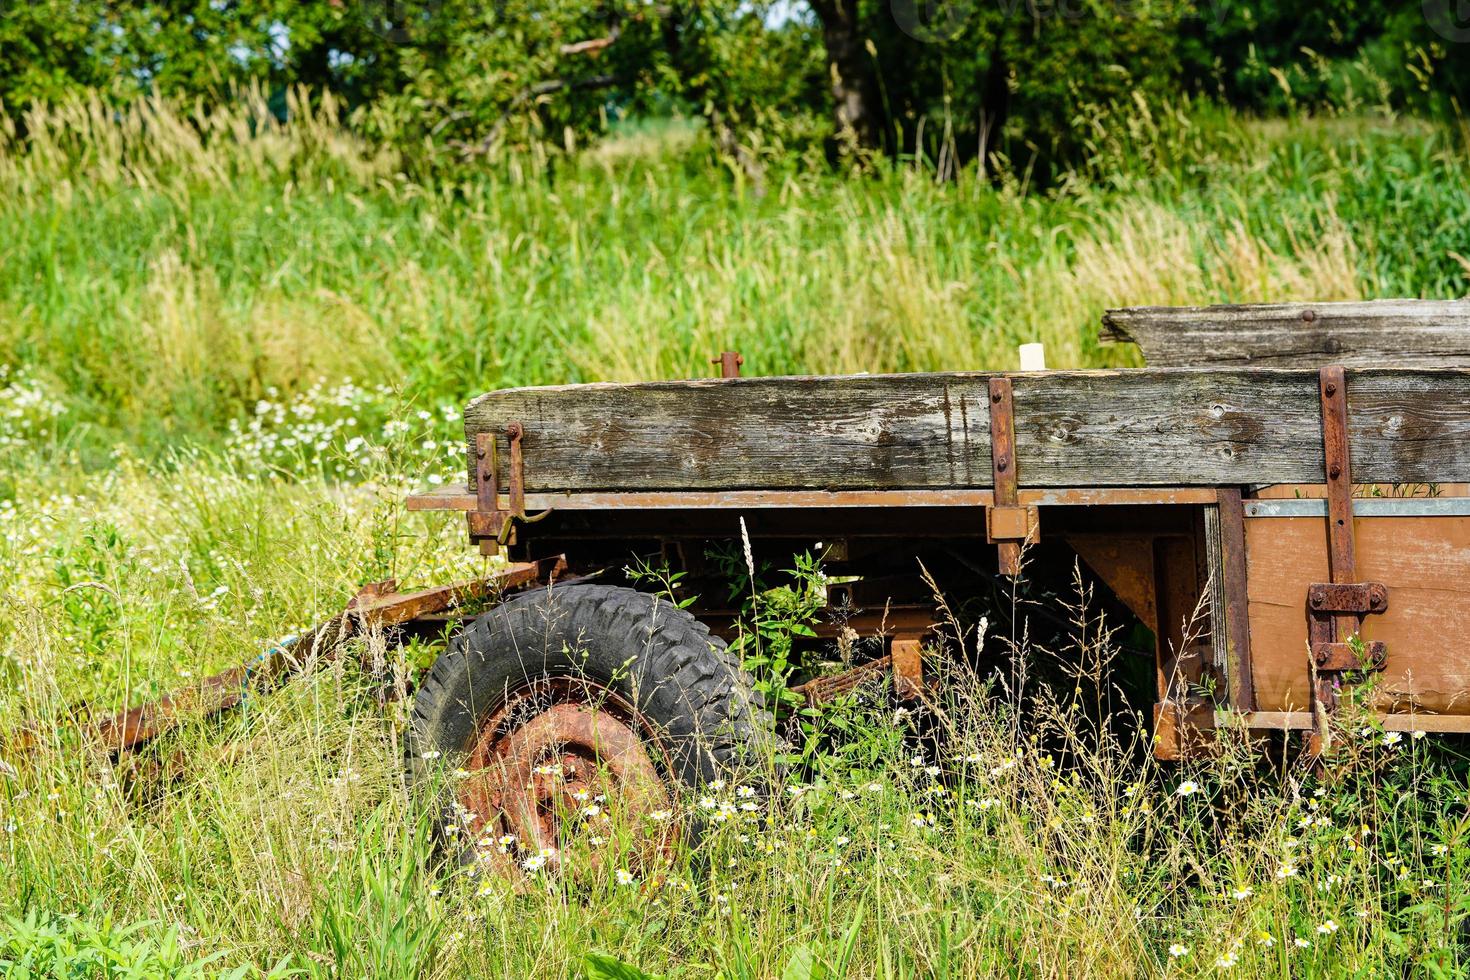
3,92 -> 1470,976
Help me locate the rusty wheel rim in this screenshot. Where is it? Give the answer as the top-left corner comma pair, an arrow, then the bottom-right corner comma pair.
455,676 -> 677,878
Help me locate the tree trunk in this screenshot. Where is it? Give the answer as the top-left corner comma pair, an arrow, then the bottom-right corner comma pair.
808,0 -> 885,154
976,38 -> 1009,171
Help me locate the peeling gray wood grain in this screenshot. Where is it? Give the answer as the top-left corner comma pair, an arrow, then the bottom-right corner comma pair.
463,369 -> 1470,492
1101,299 -> 1470,368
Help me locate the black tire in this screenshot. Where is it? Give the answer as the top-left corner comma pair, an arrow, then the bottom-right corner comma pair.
406,583 -> 771,792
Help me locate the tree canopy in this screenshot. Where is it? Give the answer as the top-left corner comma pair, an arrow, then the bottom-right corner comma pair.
1,0 -> 1464,175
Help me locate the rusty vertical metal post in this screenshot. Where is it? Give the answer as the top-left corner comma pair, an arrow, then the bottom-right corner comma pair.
505,421 -> 525,519
987,378 -> 1021,576
473,432 -> 501,556
713,352 -> 744,378
1319,366 -> 1357,646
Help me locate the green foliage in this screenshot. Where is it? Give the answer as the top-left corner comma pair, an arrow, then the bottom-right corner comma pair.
311,810 -> 442,979
2,0 -> 1464,175
0,910 -> 297,978
582,951 -> 665,980
725,549 -> 827,717
1179,0 -> 1470,116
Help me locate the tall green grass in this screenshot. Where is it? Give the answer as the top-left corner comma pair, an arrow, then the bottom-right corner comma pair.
2,92 -> 1466,459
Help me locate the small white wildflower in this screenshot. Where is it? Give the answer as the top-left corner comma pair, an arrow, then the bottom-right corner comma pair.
1317,920 -> 1338,935
1168,943 -> 1189,958
1175,780 -> 1199,797
1230,886 -> 1253,900
614,869 -> 635,886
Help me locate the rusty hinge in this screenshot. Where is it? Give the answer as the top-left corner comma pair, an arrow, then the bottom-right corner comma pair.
1308,583 -> 1388,672
1308,366 -> 1388,722
987,378 -> 1037,576
468,422 -> 550,556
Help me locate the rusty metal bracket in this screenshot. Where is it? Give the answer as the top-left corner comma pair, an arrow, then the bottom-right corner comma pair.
468,422 -> 550,556
987,378 -> 1036,576
712,351 -> 744,378
1308,366 -> 1389,728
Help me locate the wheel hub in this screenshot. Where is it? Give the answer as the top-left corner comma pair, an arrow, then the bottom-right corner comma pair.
455,679 -> 675,877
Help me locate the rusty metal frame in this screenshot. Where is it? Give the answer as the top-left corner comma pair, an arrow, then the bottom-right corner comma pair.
408,486 -> 1220,514
66,557 -> 567,756
794,634 -> 927,706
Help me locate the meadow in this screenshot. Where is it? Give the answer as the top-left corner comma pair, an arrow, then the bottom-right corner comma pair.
3,90 -> 1470,976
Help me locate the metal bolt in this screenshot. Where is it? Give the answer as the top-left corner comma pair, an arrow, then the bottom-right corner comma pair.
1370,593 -> 1382,608
997,456 -> 1009,472
1302,309 -> 1317,323
1311,593 -> 1323,609
991,392 -> 1003,404
1328,463 -> 1342,479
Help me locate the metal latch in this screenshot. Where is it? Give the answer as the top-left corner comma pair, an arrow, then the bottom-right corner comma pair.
468,422 -> 550,556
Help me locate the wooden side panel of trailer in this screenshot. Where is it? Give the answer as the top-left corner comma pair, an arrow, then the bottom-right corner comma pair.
1245,508 -> 1470,716
464,368 -> 1470,492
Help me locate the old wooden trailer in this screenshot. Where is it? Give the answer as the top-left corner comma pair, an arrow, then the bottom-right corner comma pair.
42,298 -> 1469,873
400,299 -> 1470,835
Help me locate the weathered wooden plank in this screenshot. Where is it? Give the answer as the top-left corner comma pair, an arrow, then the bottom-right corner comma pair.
463,369 -> 1470,492
1101,299 -> 1470,368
